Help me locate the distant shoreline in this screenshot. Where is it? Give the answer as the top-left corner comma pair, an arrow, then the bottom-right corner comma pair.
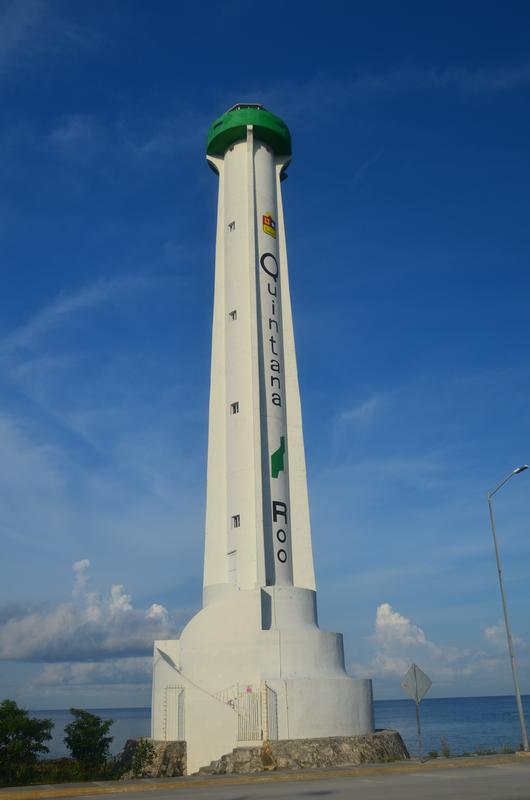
28,694 -> 530,713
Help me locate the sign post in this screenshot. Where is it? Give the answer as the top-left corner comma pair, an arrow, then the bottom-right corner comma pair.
401,663 -> 432,758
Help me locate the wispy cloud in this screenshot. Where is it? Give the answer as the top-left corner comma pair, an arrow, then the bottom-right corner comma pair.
425,64 -> 530,92
352,150 -> 385,187
316,452 -> 450,501
0,276 -> 164,354
0,404 -> 205,614
0,0 -> 48,72
120,110 -> 208,158
0,413 -> 69,550
253,64 -> 530,121
0,0 -> 94,78
0,105 -> 207,177
338,395 -> 384,428
0,268 -> 205,585
47,114 -> 106,156
45,108 -> 208,163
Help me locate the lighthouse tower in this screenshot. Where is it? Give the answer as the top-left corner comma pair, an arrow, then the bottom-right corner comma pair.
151,104 -> 374,774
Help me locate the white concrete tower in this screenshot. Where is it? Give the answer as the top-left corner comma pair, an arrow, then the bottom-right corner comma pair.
151,105 -> 374,774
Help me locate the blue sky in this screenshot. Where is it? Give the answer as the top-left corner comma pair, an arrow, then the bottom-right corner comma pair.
1,0 -> 530,708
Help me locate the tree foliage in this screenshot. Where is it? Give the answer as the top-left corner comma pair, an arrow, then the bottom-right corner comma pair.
0,699 -> 53,786
64,708 -> 114,771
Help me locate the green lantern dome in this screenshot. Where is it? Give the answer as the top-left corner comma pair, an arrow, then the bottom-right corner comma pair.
206,103 -> 291,157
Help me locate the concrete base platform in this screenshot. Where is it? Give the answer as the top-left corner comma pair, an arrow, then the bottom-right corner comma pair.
117,739 -> 186,779
198,730 -> 409,775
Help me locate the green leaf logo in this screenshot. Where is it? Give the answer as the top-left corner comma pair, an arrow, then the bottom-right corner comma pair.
271,436 -> 285,478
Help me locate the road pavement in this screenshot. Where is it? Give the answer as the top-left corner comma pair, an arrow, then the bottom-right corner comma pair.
2,755 -> 530,800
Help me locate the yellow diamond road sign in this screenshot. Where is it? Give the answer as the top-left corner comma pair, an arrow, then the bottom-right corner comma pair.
401,663 -> 432,703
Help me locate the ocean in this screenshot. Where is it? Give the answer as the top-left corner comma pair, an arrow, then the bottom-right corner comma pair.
33,695 -> 530,760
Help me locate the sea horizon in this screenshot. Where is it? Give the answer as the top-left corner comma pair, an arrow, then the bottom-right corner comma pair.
28,692 -> 529,713
29,694 -> 530,759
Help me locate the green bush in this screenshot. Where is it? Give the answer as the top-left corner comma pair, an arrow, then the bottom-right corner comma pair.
0,699 -> 53,786
33,758 -> 84,784
440,737 -> 451,758
34,757 -> 119,784
64,708 -> 114,775
475,745 -> 497,755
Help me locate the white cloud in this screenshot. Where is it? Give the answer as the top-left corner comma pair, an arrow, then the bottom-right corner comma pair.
0,561 -> 183,662
371,602 -> 440,678
375,602 -> 427,648
109,584 -> 133,616
146,603 -> 169,623
484,623 -> 505,647
351,603 -> 526,690
35,657 -> 152,687
484,622 -> 524,649
72,559 -> 90,596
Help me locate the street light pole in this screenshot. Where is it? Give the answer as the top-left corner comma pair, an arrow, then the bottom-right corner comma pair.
487,465 -> 529,752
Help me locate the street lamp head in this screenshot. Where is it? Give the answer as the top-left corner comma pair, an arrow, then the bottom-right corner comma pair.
489,465 -> 529,497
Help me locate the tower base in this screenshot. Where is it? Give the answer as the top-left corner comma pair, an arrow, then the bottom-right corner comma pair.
198,730 -> 409,774
152,586 -> 374,774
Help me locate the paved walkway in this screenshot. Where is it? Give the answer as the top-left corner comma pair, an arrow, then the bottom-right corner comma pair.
1,754 -> 529,800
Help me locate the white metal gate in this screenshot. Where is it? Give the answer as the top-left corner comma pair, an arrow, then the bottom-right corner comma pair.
214,683 -> 262,741
237,688 -> 261,741
263,684 -> 278,740
163,685 -> 185,740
